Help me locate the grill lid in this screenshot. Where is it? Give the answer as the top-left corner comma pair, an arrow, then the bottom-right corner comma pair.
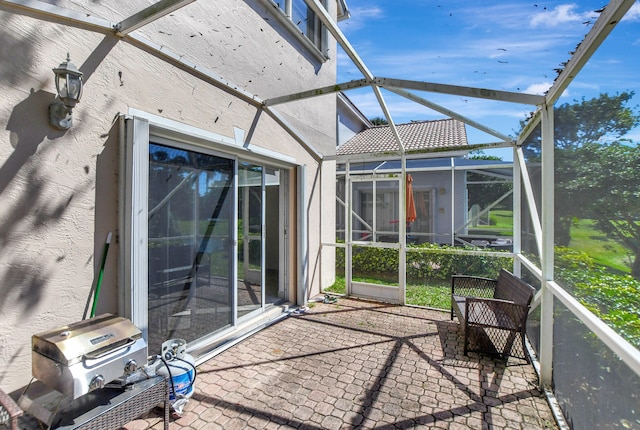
32,314 -> 142,367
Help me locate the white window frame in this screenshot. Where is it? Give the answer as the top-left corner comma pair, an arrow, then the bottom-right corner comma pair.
261,0 -> 329,61
119,109 -> 299,343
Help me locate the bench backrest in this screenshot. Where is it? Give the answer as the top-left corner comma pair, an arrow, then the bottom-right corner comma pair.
494,269 -> 535,306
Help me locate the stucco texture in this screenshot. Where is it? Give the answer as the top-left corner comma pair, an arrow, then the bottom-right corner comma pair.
0,0 -> 337,394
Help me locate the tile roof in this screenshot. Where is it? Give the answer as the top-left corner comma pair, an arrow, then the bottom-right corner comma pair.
337,118 -> 468,156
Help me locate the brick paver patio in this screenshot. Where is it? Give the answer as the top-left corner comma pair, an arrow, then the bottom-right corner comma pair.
125,297 -> 558,429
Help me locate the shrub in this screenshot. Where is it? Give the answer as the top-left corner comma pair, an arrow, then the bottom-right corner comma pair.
555,247 -> 640,348
336,242 -> 512,281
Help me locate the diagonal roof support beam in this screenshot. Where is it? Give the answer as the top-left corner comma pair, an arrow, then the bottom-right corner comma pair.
124,32 -> 263,107
385,86 -> 514,144
376,77 -> 544,105
0,0 -> 263,107
545,0 -> 635,104
262,106 -> 323,162
305,0 -> 373,80
371,85 -> 404,153
305,0 -> 404,153
0,0 -> 114,33
0,0 -> 327,162
264,79 -> 370,106
115,0 -> 196,36
516,109 -> 542,146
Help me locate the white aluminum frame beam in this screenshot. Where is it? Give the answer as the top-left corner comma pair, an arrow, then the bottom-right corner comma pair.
304,0 -> 409,303
264,79 -> 370,106
512,145 -> 523,277
517,1 -> 636,147
303,0 -> 404,152
384,86 -> 514,143
539,103 -> 555,388
263,108 -> 323,161
0,0 -> 114,32
115,0 -> 196,36
547,279 -> 640,377
305,0 -> 373,80
516,109 -> 542,147
545,0 -> 636,104
516,147 -> 543,257
333,144 -> 511,164
0,0 -> 325,162
376,77 -> 544,106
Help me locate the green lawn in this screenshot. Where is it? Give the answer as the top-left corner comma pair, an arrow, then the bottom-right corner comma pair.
488,209 -> 513,230
468,209 -> 513,236
325,215 -> 633,309
324,275 -> 452,310
406,281 -> 451,309
471,210 -> 631,274
568,219 -> 631,274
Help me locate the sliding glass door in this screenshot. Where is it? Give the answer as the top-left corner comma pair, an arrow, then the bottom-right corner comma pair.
236,164 -> 287,319
237,162 -> 263,319
132,131 -> 289,356
147,142 -> 234,353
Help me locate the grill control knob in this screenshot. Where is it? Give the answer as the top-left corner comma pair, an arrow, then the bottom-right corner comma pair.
89,375 -> 105,391
124,359 -> 138,374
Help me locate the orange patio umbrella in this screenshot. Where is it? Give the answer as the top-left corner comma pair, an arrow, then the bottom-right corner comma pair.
406,173 -> 417,223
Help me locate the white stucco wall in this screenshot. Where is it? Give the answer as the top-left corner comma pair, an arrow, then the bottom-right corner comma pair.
0,0 -> 338,394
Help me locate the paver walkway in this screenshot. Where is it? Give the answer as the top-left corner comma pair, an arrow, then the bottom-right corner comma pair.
125,298 -> 558,429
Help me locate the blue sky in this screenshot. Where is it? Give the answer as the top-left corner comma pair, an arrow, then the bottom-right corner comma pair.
336,1 -> 640,158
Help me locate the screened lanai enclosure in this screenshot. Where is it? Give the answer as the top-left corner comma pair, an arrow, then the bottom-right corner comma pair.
309,1 -> 639,429
2,0 -> 639,429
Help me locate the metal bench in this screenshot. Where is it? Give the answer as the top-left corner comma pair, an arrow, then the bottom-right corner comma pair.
451,269 -> 535,360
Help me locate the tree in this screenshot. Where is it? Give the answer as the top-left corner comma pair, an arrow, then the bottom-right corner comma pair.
522,92 -> 638,154
568,142 -> 640,278
467,153 -> 512,211
519,92 -> 640,247
370,116 -> 388,126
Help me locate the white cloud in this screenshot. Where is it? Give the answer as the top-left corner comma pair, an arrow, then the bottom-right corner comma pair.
623,3 -> 640,22
530,4 -> 593,28
458,3 -> 541,31
338,6 -> 384,32
557,88 -> 571,99
350,6 -> 384,19
562,80 -> 600,94
337,0 -> 636,140
524,82 -> 552,95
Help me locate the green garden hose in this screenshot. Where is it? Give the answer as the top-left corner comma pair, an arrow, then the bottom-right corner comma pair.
90,232 -> 112,318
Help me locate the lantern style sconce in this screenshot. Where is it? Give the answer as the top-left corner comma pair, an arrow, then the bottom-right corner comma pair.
49,53 -> 83,130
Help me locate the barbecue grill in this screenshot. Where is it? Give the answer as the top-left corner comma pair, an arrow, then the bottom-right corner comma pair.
31,314 -> 148,399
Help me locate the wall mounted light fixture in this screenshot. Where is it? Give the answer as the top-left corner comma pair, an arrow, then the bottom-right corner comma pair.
49,53 -> 83,130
